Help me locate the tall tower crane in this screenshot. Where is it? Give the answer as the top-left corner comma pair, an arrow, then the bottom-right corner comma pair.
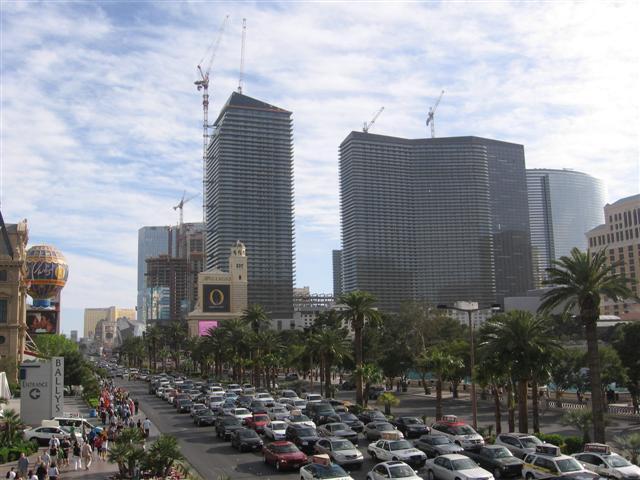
237,18 -> 247,94
426,90 -> 445,138
363,106 -> 384,133
195,15 -> 229,232
173,191 -> 200,227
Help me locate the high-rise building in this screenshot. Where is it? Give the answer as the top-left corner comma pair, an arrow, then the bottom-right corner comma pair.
205,92 -> 295,318
70,330 -> 78,342
137,226 -> 172,321
527,169 -> 605,287
175,222 -> 204,313
339,133 -> 532,312
83,306 -> 136,339
145,255 -> 189,324
332,250 -> 343,298
587,194 -> 640,319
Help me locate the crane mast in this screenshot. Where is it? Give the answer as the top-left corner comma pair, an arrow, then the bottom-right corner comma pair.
426,90 -> 445,138
363,106 -> 384,133
238,18 -> 247,94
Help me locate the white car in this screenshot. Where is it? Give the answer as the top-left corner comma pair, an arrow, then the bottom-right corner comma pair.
208,395 -> 225,409
279,389 -> 299,399
281,398 -> 308,411
425,454 -> 494,480
367,461 -> 423,480
255,392 -> 275,403
367,439 -> 427,469
285,413 -> 316,428
300,462 -> 354,480
207,386 -> 225,395
230,408 -> 252,422
430,416 -> 484,449
226,384 -> 243,394
573,444 -> 640,480
303,393 -> 322,403
268,405 -> 290,421
315,437 -> 364,469
24,426 -> 79,446
524,445 -> 596,480
263,421 -> 288,441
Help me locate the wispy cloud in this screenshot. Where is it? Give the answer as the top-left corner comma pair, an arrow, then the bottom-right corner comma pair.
1,1 -> 638,334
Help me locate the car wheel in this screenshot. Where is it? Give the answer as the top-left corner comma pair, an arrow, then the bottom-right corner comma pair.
392,457 -> 398,461
276,461 -> 282,471
263,455 -> 268,464
494,468 -> 502,479
525,474 -> 535,480
371,451 -> 378,461
428,470 -> 436,480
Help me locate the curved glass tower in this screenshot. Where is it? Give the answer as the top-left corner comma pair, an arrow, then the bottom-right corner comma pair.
526,169 -> 606,287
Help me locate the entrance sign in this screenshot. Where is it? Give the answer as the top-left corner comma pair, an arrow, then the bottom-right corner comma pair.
19,357 -> 64,425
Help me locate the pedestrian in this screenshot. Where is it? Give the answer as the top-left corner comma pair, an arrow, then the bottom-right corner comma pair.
60,437 -> 70,467
142,417 -> 151,438
5,467 -> 16,479
27,470 -> 37,480
17,453 -> 29,478
47,461 -> 59,480
48,435 -> 60,452
94,434 -> 103,461
35,463 -> 46,480
38,451 -> 50,470
81,441 -> 93,470
72,442 -> 81,471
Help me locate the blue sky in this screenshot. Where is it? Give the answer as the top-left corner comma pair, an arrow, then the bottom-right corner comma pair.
1,1 -> 639,336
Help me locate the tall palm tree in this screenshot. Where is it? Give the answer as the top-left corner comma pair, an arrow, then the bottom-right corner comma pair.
241,305 -> 271,333
420,347 -> 464,421
310,328 -> 351,397
144,325 -> 163,372
475,351 -> 510,435
479,311 -> 561,433
338,291 -> 380,406
539,247 -> 635,442
357,363 -> 384,407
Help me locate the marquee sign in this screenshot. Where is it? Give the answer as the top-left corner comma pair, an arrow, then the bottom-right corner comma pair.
202,284 -> 230,313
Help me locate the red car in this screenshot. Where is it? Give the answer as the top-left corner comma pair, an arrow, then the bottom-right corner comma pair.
245,413 -> 270,433
262,441 -> 308,471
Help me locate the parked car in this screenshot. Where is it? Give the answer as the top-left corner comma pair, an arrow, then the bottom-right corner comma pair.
285,412 -> 316,429
262,441 -> 308,471
315,437 -> 364,470
495,433 -> 544,459
215,415 -> 243,440
245,413 -> 270,433
267,405 -> 290,421
415,435 -> 464,458
367,438 -> 427,468
285,424 -> 320,454
430,416 -> 484,449
279,389 -> 299,399
463,445 -> 524,479
572,443 -> 640,480
425,453 -> 494,480
263,421 -> 288,441
364,422 -> 404,441
194,410 -> 217,427
358,410 -> 388,425
367,460 -> 422,480
230,428 -> 264,452
24,426 -> 75,446
300,458 -> 354,480
337,413 -> 365,433
523,445 -> 595,480
368,386 -> 387,400
392,417 -> 430,438
317,422 -> 359,445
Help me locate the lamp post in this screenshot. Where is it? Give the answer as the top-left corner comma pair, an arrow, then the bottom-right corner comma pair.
437,302 -> 501,430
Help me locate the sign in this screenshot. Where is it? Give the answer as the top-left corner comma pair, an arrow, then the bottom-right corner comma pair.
26,309 -> 58,334
312,454 -> 331,466
442,415 -> 458,423
19,357 -> 64,426
536,444 -> 561,457
584,444 -> 611,455
202,284 -> 230,313
380,431 -> 402,440
198,320 -> 219,336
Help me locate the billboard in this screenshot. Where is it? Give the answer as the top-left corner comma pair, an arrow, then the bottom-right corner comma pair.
202,284 -> 230,313
198,320 -> 219,336
19,357 -> 64,426
26,309 -> 58,335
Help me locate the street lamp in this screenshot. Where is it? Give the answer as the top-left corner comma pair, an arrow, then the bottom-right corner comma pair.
437,302 -> 501,429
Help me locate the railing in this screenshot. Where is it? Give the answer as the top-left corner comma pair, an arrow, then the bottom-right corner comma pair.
544,399 -> 640,417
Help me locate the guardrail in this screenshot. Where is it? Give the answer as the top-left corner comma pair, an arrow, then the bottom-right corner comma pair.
544,399 -> 640,417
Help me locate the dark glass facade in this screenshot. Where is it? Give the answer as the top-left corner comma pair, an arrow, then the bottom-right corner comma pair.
205,92 -> 295,318
339,132 -> 532,312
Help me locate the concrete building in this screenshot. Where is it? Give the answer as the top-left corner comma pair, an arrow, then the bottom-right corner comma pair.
527,169 -> 605,287
175,222 -> 204,313
70,330 -> 78,342
137,226 -> 172,321
339,133 -> 532,312
83,307 -> 135,339
287,287 -> 335,330
145,256 -> 188,324
205,92 -> 295,319
332,250 -> 343,298
188,241 -> 248,337
587,194 -> 640,319
0,212 -> 29,381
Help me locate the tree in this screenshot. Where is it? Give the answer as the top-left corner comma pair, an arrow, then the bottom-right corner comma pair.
479,311 -> 561,433
144,434 -> 184,477
108,427 -> 145,478
0,409 -> 24,447
616,432 -> 640,465
338,291 -> 381,406
377,392 -> 400,415
309,328 -> 351,397
33,334 -> 93,387
356,363 -> 383,407
612,322 -> 640,414
561,410 -> 593,444
241,305 -> 270,333
476,351 -> 510,435
540,247 -> 635,443
144,325 -> 163,372
164,321 -> 187,370
418,348 -> 463,420
549,348 -> 582,400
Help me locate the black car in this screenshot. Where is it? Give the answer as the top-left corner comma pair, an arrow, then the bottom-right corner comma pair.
339,379 -> 356,391
249,400 -> 269,413
463,445 -> 525,478
357,409 -> 387,424
285,424 -> 320,454
415,435 -> 464,458
231,428 -> 263,452
215,415 -> 243,440
307,403 -> 337,425
237,395 -> 253,409
337,412 -> 364,433
177,399 -> 193,413
194,410 -> 217,427
392,416 -> 430,438
317,422 -> 359,445
368,386 -> 387,400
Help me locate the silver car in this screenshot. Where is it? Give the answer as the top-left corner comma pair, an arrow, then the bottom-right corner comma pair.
364,422 -> 404,441
495,433 -> 543,459
315,437 -> 364,469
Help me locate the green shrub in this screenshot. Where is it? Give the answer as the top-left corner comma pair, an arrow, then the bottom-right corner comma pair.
535,433 -> 565,447
563,436 -> 584,454
0,440 -> 38,463
86,397 -> 99,409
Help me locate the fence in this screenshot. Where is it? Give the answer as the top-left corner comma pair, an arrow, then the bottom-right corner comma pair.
544,399 -> 640,417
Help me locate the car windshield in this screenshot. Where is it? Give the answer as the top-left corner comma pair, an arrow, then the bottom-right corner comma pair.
404,418 -> 421,424
371,412 -> 386,419
271,444 -> 299,453
452,458 -> 479,470
297,428 -> 316,436
312,464 -> 349,479
200,412 -> 214,417
234,409 -> 249,415
430,436 -> 451,445
606,456 -> 632,468
270,422 -> 286,430
240,430 -> 259,439
332,440 -> 354,451
210,396 -> 224,401
521,437 -> 542,448
330,423 -> 349,431
291,415 -> 310,422
273,408 -> 287,412
377,423 -> 394,431
390,440 -> 413,450
389,465 -> 417,478
452,425 -> 476,435
488,447 -> 512,458
254,415 -> 269,422
340,414 -> 358,421
224,418 -> 240,425
557,458 -> 583,473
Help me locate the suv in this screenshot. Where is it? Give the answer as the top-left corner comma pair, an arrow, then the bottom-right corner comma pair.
495,433 -> 544,459
523,444 -> 597,479
285,424 -> 320,454
430,415 -> 484,449
306,402 -> 337,424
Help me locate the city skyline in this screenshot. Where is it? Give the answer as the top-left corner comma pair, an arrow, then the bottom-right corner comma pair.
2,2 -> 638,335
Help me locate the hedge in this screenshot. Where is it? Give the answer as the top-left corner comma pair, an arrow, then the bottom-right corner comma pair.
0,440 -> 38,464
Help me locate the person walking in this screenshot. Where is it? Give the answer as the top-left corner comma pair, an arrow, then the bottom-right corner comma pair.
38,451 -> 50,470
27,470 -> 37,480
47,461 -> 59,480
5,467 -> 16,479
17,453 -> 29,478
35,463 -> 46,480
81,441 -> 93,470
72,441 -> 81,471
142,417 -> 151,438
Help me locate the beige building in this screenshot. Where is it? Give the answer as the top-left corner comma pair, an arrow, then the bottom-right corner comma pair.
0,213 -> 29,381
187,241 -> 247,337
83,306 -> 135,339
587,194 -> 640,319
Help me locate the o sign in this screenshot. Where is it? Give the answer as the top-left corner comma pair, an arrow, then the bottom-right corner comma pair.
208,288 -> 225,306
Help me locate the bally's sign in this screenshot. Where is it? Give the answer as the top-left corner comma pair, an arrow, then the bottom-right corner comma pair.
19,357 -> 64,426
202,284 -> 230,313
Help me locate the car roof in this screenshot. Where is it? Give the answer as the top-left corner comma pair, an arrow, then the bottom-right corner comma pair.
438,454 -> 468,460
500,433 -> 537,438
270,440 -> 293,446
435,421 -> 466,426
384,460 -> 409,466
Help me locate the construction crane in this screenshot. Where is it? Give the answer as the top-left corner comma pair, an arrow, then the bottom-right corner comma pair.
195,14 -> 229,232
363,106 -> 384,133
173,191 -> 200,227
426,90 -> 445,138
237,18 -> 247,94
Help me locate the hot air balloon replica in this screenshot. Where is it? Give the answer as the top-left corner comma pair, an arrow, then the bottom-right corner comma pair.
25,245 -> 69,335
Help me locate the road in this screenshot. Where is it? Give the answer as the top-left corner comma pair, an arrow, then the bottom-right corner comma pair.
121,380 -> 640,480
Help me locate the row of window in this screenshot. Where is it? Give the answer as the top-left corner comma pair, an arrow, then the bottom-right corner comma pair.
609,208 -> 640,228
590,227 -> 640,247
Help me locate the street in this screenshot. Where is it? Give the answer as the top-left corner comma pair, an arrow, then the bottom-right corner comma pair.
121,380 -> 640,480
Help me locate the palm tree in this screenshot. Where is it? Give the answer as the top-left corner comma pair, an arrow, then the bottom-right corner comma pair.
241,305 -> 271,333
475,352 -> 510,435
0,409 -> 24,446
338,291 -> 381,406
164,321 -> 188,371
377,391 -> 400,415
144,325 -> 163,372
144,434 -> 184,477
479,311 -> 561,433
357,363 -> 383,407
418,348 -> 464,421
108,427 -> 145,478
539,247 -> 635,442
310,328 -> 351,397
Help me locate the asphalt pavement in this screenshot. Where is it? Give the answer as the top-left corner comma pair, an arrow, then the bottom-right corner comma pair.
121,380 -> 640,480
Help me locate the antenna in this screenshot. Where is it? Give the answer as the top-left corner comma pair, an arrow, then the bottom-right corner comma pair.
238,18 -> 247,94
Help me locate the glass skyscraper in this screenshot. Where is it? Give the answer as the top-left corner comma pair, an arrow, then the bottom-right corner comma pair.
205,92 -> 294,319
137,226 -> 172,321
339,133 -> 532,312
527,169 -> 605,287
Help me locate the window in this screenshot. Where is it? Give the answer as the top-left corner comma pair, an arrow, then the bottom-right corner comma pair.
0,270 -> 6,281
0,299 -> 7,324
